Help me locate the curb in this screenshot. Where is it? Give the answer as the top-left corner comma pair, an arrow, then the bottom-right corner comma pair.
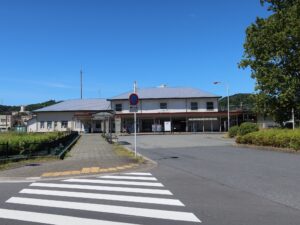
0,163 -> 142,183
233,143 -> 300,154
120,143 -> 158,168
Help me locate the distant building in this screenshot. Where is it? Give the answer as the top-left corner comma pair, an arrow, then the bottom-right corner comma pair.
0,114 -> 13,131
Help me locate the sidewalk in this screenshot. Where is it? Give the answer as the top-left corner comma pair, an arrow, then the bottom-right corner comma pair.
0,134 -> 147,181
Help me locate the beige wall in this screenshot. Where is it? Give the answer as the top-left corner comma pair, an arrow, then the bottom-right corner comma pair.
112,98 -> 219,114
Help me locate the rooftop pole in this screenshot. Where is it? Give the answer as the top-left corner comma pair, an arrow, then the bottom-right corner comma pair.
80,69 -> 83,99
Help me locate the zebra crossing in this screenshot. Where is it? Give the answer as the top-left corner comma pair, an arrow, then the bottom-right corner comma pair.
0,172 -> 202,225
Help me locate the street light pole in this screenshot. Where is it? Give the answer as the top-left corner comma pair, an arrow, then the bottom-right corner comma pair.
214,82 -> 230,131
227,84 -> 230,131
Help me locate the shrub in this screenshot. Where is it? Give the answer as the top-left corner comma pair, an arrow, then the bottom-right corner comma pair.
237,122 -> 259,136
236,129 -> 300,151
0,132 -> 68,155
228,125 -> 239,138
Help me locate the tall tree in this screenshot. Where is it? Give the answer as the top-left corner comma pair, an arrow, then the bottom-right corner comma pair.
239,0 -> 300,124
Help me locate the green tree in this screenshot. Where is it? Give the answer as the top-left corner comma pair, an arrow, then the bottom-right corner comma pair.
239,0 -> 300,124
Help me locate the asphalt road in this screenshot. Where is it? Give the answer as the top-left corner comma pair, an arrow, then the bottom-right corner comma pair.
119,134 -> 300,225
0,133 -> 300,225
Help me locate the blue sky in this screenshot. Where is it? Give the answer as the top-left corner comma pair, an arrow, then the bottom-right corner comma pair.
0,0 -> 269,105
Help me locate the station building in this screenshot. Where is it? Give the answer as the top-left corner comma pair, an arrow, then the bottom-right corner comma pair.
109,86 -> 228,133
28,86 -> 246,133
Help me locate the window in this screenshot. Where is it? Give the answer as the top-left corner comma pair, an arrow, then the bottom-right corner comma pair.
115,104 -> 122,111
0,119 -> 6,123
61,121 -> 68,128
47,121 -> 52,129
160,103 -> 167,109
54,121 -> 58,128
191,102 -> 198,110
206,102 -> 214,110
40,121 -> 45,129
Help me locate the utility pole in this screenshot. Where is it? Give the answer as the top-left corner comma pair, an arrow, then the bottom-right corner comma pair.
80,69 -> 83,99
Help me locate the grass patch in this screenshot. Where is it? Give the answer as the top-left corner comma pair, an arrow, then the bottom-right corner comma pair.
0,156 -> 59,171
113,144 -> 145,163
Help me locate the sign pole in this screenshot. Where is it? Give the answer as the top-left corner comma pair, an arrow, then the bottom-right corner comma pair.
133,82 -> 137,158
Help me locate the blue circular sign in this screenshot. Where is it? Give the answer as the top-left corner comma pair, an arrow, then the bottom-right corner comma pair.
129,93 -> 139,105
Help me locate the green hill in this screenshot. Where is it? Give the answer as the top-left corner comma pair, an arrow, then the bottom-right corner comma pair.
0,100 -> 59,113
219,93 -> 255,111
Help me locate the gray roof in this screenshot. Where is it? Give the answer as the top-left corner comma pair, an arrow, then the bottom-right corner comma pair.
108,87 -> 220,100
35,99 -> 111,112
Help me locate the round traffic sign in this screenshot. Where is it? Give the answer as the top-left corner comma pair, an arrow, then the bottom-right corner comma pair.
129,93 -> 139,105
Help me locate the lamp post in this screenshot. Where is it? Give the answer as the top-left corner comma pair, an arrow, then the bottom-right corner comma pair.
214,82 -> 230,131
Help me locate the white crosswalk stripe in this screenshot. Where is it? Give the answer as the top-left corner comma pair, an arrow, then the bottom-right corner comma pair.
0,172 -> 202,224
64,178 -> 164,187
30,182 -> 173,195
7,197 -> 200,222
0,208 -> 140,225
99,175 -> 158,181
20,188 -> 184,206
124,172 -> 152,176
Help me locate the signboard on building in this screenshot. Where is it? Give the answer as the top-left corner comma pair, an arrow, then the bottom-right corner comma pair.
188,118 -> 218,121
164,121 -> 171,132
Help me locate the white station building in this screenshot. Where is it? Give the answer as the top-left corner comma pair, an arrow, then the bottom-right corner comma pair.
28,86 -> 236,133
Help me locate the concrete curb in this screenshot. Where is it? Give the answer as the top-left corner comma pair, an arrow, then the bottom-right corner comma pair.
119,143 -> 158,169
233,143 -> 300,154
0,163 -> 143,183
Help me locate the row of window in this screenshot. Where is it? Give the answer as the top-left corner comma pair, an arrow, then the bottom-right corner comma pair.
115,102 -> 214,111
40,121 -> 68,129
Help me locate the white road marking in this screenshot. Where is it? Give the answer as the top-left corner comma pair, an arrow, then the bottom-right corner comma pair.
20,189 -> 184,206
26,177 -> 40,180
124,172 -> 152,176
64,179 -> 164,187
7,197 -> 202,223
99,175 -> 157,181
30,183 -> 173,195
0,208 -> 140,225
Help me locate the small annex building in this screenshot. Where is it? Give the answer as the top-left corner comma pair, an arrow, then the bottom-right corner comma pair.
27,99 -> 113,133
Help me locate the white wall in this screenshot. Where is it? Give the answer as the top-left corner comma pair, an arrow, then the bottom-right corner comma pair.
0,115 -> 13,131
34,112 -> 82,132
112,98 -> 219,114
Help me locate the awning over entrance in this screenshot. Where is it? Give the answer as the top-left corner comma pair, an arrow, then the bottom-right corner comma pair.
92,112 -> 115,120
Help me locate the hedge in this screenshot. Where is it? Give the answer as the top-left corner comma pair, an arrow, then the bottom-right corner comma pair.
0,132 -> 67,155
228,125 -> 239,138
228,122 -> 259,138
236,129 -> 300,151
237,122 -> 259,136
